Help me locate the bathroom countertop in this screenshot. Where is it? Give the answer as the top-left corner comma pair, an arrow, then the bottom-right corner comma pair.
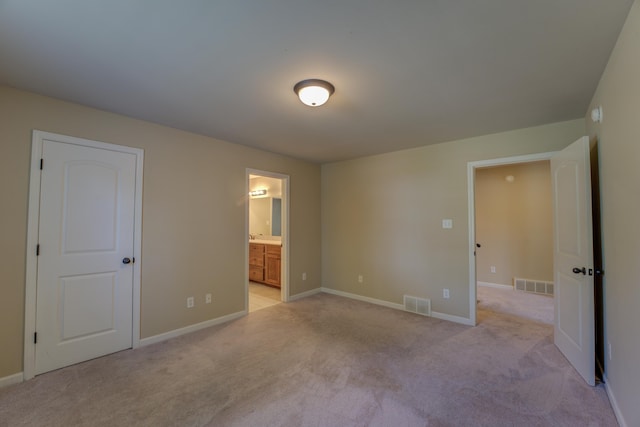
249,239 -> 282,246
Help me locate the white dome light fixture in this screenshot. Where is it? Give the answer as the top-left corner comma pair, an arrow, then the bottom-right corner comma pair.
294,79 -> 335,107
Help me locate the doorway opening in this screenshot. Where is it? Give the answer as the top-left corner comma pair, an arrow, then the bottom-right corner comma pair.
468,140 -> 604,385
246,170 -> 289,312
467,152 -> 555,326
474,160 -> 554,325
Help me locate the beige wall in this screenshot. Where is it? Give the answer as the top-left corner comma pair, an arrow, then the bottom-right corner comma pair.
585,1 -> 640,425
322,119 -> 584,319
475,162 -> 553,285
0,85 -> 321,379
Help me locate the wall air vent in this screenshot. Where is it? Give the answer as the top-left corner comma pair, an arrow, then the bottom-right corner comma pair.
403,295 -> 431,316
514,277 -> 554,296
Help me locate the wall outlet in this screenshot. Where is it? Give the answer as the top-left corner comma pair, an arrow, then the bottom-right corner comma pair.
187,297 -> 194,308
302,272 -> 307,281
205,293 -> 212,304
608,342 -> 612,361
443,288 -> 450,299
442,219 -> 453,229
358,275 -> 363,283
490,266 -> 496,273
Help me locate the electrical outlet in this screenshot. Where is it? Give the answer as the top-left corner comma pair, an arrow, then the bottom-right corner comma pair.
302,272 -> 307,281
205,293 -> 212,304
358,275 -> 363,283
608,342 -> 612,361
443,288 -> 450,299
490,266 -> 496,273
187,297 -> 194,308
442,219 -> 453,229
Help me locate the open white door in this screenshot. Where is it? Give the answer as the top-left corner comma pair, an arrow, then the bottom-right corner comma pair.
551,136 -> 595,386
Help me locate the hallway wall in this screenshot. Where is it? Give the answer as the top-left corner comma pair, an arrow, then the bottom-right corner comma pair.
585,1 -> 640,424
475,161 -> 553,286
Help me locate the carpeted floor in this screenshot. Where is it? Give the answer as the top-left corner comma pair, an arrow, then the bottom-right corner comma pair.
0,290 -> 617,426
477,284 -> 554,325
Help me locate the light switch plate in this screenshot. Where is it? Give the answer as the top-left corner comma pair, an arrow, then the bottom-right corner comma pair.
442,219 -> 453,229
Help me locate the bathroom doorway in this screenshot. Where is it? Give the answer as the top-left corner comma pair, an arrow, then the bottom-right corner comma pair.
246,170 -> 289,312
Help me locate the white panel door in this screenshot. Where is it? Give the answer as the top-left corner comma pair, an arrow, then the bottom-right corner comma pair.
551,136 -> 595,386
36,139 -> 137,375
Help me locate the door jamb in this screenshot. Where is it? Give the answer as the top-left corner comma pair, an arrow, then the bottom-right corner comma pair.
467,151 -> 556,326
24,130 -> 144,380
246,169 -> 290,308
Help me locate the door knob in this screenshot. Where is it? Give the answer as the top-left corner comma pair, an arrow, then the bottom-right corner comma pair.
122,257 -> 132,264
572,267 -> 586,275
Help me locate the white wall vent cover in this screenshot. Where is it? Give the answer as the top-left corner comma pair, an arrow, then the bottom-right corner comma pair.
514,277 -> 554,296
403,295 -> 431,316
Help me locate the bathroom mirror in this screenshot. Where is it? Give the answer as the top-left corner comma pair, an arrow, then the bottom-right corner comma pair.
249,197 -> 281,237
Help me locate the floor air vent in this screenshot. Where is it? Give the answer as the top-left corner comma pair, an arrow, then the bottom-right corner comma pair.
403,295 -> 431,316
514,277 -> 554,296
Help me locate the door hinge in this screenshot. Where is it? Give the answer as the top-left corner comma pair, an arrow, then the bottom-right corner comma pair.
40,158 -> 43,170
36,244 -> 40,256
34,332 -> 38,344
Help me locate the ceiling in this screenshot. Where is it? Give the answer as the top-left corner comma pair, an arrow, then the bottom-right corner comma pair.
0,1 -> 633,163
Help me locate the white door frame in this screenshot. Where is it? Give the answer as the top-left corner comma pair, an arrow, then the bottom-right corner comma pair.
24,130 -> 144,380
467,151 -> 556,326
246,169 -> 290,306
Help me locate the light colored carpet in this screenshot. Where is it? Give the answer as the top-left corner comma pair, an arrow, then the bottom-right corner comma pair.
0,292 -> 617,426
477,284 -> 554,325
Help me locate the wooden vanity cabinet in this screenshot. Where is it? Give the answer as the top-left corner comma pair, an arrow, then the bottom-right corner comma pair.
249,243 -> 265,282
264,245 -> 281,287
248,243 -> 281,288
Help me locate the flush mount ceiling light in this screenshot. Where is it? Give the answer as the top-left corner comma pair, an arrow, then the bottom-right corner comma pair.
293,79 -> 335,107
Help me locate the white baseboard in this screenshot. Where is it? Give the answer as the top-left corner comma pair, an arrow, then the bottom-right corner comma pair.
288,288 -> 322,301
320,287 -> 404,311
140,310 -> 246,347
477,281 -> 513,290
431,311 -> 475,326
0,372 -> 23,389
604,374 -> 628,427
320,287 -> 474,326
